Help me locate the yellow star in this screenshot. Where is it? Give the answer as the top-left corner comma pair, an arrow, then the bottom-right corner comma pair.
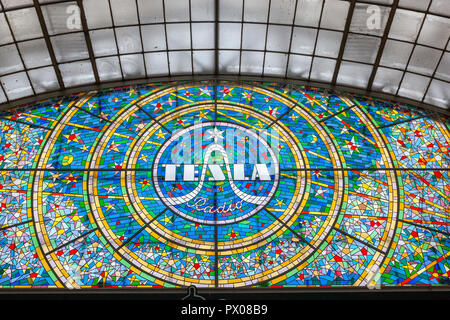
197,111 -> 209,120
275,199 -> 285,207
163,214 -> 173,225
156,129 -> 167,140
405,261 -> 417,272
51,211 -> 63,229
412,243 -> 424,257
139,154 -> 149,162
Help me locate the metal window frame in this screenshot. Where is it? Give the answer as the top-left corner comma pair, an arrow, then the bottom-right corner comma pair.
0,0 -> 447,110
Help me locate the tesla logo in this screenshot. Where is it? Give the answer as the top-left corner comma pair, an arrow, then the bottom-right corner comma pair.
162,163 -> 271,182
153,122 -> 280,216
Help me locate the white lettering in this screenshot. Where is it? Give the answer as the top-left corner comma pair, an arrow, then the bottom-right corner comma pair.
186,197 -> 244,216
366,5 -> 381,30
181,305 -> 216,317
251,164 -> 271,181
66,5 -> 81,30
183,164 -> 197,181
207,164 -> 226,181
233,163 -> 249,180
162,164 -> 272,181
162,164 -> 180,181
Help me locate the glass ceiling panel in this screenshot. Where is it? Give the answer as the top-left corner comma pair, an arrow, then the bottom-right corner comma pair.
28,65 -> 59,93
2,0 -> 33,10
0,44 -> 23,75
5,8 -> 43,41
350,2 -> 391,36
0,13 -> 13,45
110,0 -> 138,26
0,0 -> 447,112
399,0 -> 430,11
321,0 -> 350,31
41,1 -> 78,36
96,56 -> 121,81
18,38 -> 52,69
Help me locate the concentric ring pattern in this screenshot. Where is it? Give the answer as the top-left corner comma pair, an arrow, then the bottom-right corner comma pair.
0,81 -> 448,288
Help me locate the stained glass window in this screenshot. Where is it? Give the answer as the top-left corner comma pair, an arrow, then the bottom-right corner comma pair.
0,81 -> 448,288
0,1 -> 449,110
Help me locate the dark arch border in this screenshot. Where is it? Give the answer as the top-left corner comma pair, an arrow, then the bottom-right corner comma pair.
1,76 -> 449,117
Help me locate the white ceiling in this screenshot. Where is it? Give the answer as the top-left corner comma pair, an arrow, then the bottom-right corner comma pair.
0,0 -> 449,109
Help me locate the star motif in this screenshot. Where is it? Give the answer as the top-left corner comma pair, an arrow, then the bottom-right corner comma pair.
53,102 -> 62,111
107,140 -> 120,153
105,203 -> 116,212
242,91 -> 253,102
129,88 -> 138,97
227,229 -> 239,239
343,136 -> 361,155
268,106 -> 280,116
198,86 -> 211,97
139,154 -> 149,163
100,112 -> 109,120
50,172 -> 62,182
156,129 -> 168,140
64,173 -> 79,185
219,87 -> 233,98
134,122 -> 149,132
315,186 -> 328,198
2,124 -> 12,132
63,131 -> 83,144
313,170 -> 322,178
275,199 -> 285,207
197,111 -> 209,121
166,97 -> 174,107
163,214 -> 173,226
153,101 -> 163,114
305,98 -> 315,107
340,126 -> 350,135
86,101 -> 98,111
103,186 -> 117,194
207,127 -> 224,143
140,179 -> 150,187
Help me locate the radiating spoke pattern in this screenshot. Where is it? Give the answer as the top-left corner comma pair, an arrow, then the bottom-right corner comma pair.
0,81 -> 448,288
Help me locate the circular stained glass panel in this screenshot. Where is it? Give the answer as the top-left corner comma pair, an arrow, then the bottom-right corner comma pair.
0,81 -> 448,289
